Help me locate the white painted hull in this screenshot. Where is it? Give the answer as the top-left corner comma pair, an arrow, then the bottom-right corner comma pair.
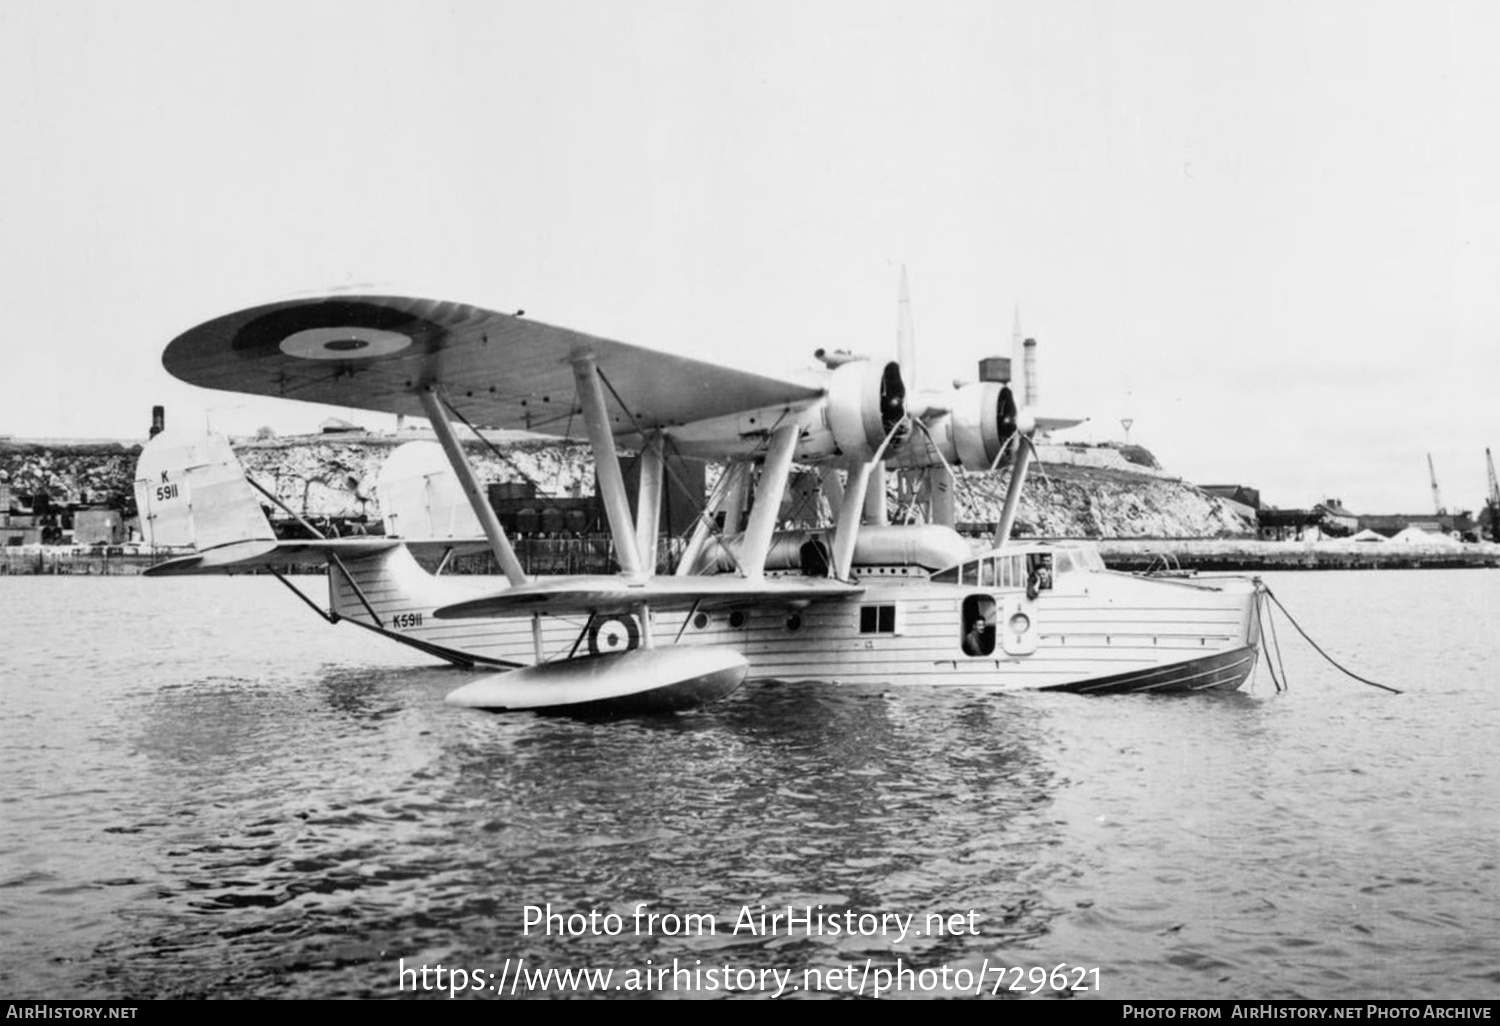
328,546 -> 1261,695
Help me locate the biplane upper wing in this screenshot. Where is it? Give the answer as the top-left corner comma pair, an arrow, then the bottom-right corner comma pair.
434,575 -> 863,619
164,296 -> 824,437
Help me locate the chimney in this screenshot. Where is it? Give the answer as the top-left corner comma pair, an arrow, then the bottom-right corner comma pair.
978,356 -> 1012,384
150,405 -> 165,438
1023,338 -> 1038,408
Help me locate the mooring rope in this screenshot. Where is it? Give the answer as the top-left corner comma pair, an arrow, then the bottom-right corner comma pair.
1262,586 -> 1402,694
1265,586 -> 1289,692
1252,587 -> 1286,692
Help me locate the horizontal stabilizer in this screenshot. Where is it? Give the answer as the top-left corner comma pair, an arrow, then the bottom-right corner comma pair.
145,538 -> 401,576
435,575 -> 863,619
1031,411 -> 1088,433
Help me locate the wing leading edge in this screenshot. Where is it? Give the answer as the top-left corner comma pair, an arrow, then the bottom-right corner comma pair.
163,296 -> 823,440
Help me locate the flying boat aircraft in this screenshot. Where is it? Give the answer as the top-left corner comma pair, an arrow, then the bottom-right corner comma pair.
136,293 -> 1262,714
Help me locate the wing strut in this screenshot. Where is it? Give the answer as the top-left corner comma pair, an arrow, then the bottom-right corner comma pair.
831,459 -> 872,580
418,386 -> 528,586
723,461 -> 751,535
635,434 -> 665,573
676,460 -> 748,577
926,467 -> 956,526
864,463 -> 889,526
993,436 -> 1036,548
572,353 -> 646,577
738,423 -> 799,579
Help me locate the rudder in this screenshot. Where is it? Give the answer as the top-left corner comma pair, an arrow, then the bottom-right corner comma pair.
375,440 -> 484,540
133,429 -> 275,552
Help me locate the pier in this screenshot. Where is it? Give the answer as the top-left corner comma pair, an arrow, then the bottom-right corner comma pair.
5,536 -> 1497,576
1097,538 -> 1500,572
1,548 -> 156,575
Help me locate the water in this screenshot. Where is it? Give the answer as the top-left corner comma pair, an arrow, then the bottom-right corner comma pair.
1,570 -> 1496,1000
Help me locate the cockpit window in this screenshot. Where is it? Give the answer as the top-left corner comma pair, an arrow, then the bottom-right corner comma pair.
934,554 -> 1028,589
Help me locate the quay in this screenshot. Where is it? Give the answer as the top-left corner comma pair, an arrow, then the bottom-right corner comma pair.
4,537 -> 1497,577
1097,538 -> 1500,572
1,548 -> 156,575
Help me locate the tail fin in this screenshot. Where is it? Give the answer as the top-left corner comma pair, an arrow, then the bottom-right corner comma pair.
133,429 -> 275,552
375,441 -> 484,540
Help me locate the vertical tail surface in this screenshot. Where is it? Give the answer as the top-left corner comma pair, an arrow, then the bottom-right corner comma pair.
133,429 -> 275,552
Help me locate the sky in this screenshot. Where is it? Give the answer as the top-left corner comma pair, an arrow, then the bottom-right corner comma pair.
2,0 -> 1496,514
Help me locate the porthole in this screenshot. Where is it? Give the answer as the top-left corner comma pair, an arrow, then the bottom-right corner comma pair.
692,611 -> 710,630
785,613 -> 803,632
728,611 -> 747,629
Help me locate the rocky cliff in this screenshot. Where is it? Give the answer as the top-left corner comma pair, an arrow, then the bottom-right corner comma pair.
231,434 -> 596,521
989,463 -> 1255,538
1,435 -> 1256,538
0,441 -> 143,511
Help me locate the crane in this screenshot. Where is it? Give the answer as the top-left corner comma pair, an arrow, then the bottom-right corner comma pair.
1428,453 -> 1446,515
1486,448 -> 1499,540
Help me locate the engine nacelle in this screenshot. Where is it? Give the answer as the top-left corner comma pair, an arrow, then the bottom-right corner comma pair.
824,359 -> 908,461
894,380 -> 1021,472
949,380 -> 1019,471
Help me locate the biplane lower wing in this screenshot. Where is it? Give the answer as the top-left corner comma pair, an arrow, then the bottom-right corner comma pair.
434,575 -> 863,619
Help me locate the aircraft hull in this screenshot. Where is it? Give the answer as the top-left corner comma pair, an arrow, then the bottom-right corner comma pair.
1036,644 -> 1257,694
329,547 -> 1262,696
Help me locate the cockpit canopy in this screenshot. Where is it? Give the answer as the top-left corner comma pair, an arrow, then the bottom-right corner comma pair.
932,543 -> 1104,587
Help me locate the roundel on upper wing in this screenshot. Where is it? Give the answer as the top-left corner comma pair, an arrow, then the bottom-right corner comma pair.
280,327 -> 412,361
229,299 -> 449,361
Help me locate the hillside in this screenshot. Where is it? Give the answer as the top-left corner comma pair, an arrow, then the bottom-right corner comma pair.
995,463 -> 1255,538
1,435 -> 1256,539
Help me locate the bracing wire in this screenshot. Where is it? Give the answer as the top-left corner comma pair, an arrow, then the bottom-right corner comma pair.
439,393 -> 555,499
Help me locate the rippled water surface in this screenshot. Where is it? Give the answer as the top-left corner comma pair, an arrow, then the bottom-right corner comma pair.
2,570 -> 1497,999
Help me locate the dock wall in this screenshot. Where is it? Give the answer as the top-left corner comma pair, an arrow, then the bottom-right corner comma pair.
1097,538 -> 1500,571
